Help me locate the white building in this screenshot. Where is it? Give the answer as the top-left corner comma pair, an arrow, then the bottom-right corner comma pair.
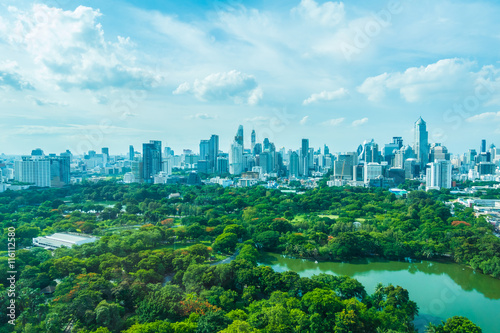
33,233 -> 97,250
426,159 -> 452,190
14,157 -> 51,187
364,162 -> 383,184
229,142 -> 243,175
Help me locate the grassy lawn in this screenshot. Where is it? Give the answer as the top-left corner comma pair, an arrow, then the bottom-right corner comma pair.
318,214 -> 339,219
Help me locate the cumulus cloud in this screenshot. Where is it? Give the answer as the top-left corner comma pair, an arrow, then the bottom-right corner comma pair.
0,61 -> 34,90
358,58 -> 480,102
466,111 -> 500,123
292,0 -> 345,26
352,117 -> 368,126
4,5 -> 160,90
299,116 -> 309,125
173,70 -> 263,105
322,117 -> 345,126
303,88 -> 349,105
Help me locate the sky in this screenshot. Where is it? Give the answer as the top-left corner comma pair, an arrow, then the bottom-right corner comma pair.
1,0 -> 500,156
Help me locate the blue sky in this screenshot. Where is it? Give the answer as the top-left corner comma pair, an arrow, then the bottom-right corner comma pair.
1,0 -> 500,156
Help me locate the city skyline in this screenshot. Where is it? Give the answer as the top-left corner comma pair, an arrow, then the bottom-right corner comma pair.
1,1 -> 500,154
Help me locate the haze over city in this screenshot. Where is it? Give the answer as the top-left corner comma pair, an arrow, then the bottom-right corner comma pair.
1,0 -> 500,154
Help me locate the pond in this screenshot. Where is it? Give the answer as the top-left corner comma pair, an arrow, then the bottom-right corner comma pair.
259,253 -> 500,332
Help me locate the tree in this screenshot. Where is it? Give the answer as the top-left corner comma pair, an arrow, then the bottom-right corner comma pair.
213,233 -> 238,253
95,300 -> 125,332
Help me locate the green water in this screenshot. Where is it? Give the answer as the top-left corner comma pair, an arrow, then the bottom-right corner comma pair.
259,253 -> 500,333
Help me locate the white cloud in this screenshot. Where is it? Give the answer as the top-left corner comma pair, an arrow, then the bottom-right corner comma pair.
466,111 -> 500,123
352,117 -> 368,126
4,5 -> 160,91
322,117 -> 345,126
16,124 -> 156,135
25,95 -> 68,107
173,70 -> 262,105
0,61 -> 34,90
358,58 -> 479,102
292,0 -> 345,26
299,116 -> 309,125
188,113 -> 217,120
303,88 -> 349,105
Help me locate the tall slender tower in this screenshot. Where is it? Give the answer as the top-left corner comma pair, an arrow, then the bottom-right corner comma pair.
414,117 -> 429,169
251,129 -> 256,152
235,125 -> 244,148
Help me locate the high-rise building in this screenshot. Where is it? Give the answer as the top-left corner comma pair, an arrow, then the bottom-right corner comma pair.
235,125 -> 244,147
229,142 -> 243,175
199,140 -> 210,161
143,140 -> 162,183
14,154 -> 70,188
15,157 -> 50,187
481,139 -> 486,153
429,144 -> 450,162
129,145 -> 134,161
251,130 -> 256,152
364,162 -> 383,184
101,147 -> 109,159
333,152 -> 358,180
289,151 -> 299,178
414,117 -> 429,170
209,135 -> 219,173
299,139 -> 310,177
425,160 -> 452,190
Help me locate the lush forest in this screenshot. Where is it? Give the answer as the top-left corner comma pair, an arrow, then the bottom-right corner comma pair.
0,180 -> 495,332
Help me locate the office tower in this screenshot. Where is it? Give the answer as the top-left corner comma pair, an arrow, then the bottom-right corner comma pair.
333,152 -> 358,180
131,157 -> 143,183
129,145 -> 134,160
289,151 -> 299,178
253,143 -> 262,155
200,140 -> 210,161
384,137 -> 402,165
324,145 -> 330,156
217,156 -> 229,174
467,149 -> 477,164
229,142 -> 243,175
251,130 -> 256,152
101,147 -> 109,159
209,135 -> 219,173
425,160 -> 452,190
359,139 -> 381,163
429,144 -> 450,162
164,147 -> 174,157
299,139 -> 310,177
31,148 -> 44,156
49,155 -> 71,187
263,138 -> 270,151
143,140 -> 162,183
259,151 -> 271,174
414,117 -> 429,170
364,162 -> 383,184
404,158 -> 419,179
235,125 -> 244,147
481,139 -> 486,153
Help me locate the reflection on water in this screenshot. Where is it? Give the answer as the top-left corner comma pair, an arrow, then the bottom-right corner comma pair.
259,252 -> 500,333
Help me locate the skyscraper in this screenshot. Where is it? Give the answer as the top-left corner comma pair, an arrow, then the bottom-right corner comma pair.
414,117 -> 429,170
251,129 -> 256,152
299,139 -> 310,177
235,125 -> 244,148
425,159 -> 452,190
481,139 -> 486,153
209,135 -> 219,173
230,126 -> 243,175
143,140 -> 162,183
129,145 -> 134,161
289,151 -> 299,178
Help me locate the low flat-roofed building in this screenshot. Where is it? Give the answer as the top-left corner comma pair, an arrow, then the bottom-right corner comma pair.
33,233 -> 97,250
